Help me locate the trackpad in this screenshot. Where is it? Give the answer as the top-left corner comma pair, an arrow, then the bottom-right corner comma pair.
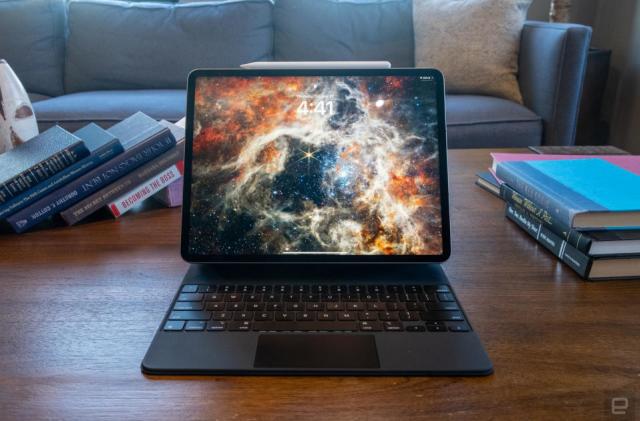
254,334 -> 380,369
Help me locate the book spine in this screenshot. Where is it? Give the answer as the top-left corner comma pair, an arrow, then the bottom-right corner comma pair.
495,161 -> 579,229
506,204 -> 593,279
6,131 -> 175,233
108,161 -> 184,218
154,178 -> 183,208
0,141 -> 124,219
499,183 -> 593,254
0,142 -> 90,204
60,145 -> 183,225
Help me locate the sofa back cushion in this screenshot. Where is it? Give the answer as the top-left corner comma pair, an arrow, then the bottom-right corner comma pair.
0,0 -> 66,97
274,0 -> 414,67
65,0 -> 274,93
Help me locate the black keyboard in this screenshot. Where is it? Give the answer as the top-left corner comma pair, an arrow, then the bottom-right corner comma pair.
163,284 -> 470,333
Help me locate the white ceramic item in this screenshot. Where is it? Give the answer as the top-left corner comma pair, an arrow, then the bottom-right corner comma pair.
0,59 -> 39,154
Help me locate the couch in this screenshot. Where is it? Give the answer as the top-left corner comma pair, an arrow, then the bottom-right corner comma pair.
0,0 -> 592,148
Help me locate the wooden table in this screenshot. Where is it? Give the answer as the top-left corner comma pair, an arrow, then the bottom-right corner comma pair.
0,149 -> 638,420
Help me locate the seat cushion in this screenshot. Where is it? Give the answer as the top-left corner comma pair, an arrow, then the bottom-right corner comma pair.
33,90 -> 186,132
65,0 -> 273,93
0,0 -> 66,97
274,0 -> 414,67
446,95 -> 543,148
34,91 -> 543,148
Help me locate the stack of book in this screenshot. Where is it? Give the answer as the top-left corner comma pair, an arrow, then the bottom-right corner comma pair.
0,112 -> 185,233
476,152 -> 640,280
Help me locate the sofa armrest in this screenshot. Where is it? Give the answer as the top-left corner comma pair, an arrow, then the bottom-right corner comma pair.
518,21 -> 592,146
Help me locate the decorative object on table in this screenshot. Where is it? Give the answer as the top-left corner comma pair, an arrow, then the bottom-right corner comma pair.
108,161 -> 184,218
0,123 -> 123,219
0,126 -> 89,205
413,0 -> 532,103
528,145 -> 630,155
549,0 -> 571,23
0,60 -> 39,154
6,112 -> 176,233
60,119 -> 185,225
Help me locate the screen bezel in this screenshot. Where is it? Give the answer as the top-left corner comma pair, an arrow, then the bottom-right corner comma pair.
181,68 -> 450,263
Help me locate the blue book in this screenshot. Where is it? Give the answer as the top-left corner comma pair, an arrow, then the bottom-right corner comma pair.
0,124 -> 124,219
495,158 -> 640,230
7,113 -> 176,233
0,126 -> 90,203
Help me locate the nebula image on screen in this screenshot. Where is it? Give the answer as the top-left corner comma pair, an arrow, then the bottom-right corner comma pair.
188,75 -> 443,255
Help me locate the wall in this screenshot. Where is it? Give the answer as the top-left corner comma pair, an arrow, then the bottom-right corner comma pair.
527,0 -> 640,152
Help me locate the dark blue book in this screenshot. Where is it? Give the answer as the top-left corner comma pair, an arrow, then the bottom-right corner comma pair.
495,158 -> 640,230
7,113 -> 176,233
0,126 -> 90,204
0,124 -> 124,219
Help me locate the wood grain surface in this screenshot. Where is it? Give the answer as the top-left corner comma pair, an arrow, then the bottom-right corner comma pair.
0,149 -> 638,420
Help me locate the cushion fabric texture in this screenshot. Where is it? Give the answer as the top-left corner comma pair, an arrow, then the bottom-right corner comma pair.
33,90 -> 186,132
274,0 -> 414,67
413,0 -> 531,103
0,0 -> 66,97
65,0 -> 274,93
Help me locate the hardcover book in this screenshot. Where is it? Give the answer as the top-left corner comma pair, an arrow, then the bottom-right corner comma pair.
0,124 -> 123,219
154,178 -> 183,208
108,161 -> 184,217
506,204 -> 640,280
7,113 -> 176,232
0,126 -> 89,203
59,120 -> 185,225
495,157 -> 640,230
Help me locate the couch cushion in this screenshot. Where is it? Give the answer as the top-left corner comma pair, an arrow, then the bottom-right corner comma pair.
446,95 -> 542,148
65,0 -> 273,93
0,0 -> 66,97
274,0 -> 414,67
33,90 -> 186,132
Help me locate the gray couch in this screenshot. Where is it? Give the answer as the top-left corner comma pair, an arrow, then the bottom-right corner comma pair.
0,0 -> 592,148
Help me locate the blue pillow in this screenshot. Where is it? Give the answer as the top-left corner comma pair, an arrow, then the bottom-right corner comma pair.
65,0 -> 274,93
0,0 -> 66,96
274,0 -> 414,67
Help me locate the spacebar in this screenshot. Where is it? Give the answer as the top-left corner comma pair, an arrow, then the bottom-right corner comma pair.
253,321 -> 359,331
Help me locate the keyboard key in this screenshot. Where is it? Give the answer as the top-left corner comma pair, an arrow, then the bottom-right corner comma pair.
234,311 -> 253,321
212,311 -> 232,321
239,285 -> 254,293
286,302 -> 303,311
361,294 -> 377,302
346,302 -> 365,311
284,294 -> 300,302
255,312 -> 274,321
359,321 -> 383,331
418,293 -> 435,302
338,311 -> 356,321
367,302 -> 385,311
405,285 -> 421,293
185,321 -> 206,331
276,285 -> 291,293
226,302 -> 243,311
266,303 -> 284,311
275,312 -> 294,321
181,285 -> 199,293
447,322 -> 470,332
399,293 -> 417,302
177,293 -> 203,302
349,285 -> 365,294
385,302 -> 405,311
206,302 -> 225,311
425,285 -> 450,293
406,325 -> 426,332
326,302 -> 344,311
197,285 -> 213,293
383,321 -> 403,331
302,294 -> 320,302
305,302 -> 324,311
256,285 -> 272,293
386,285 -> 402,293
422,311 -> 465,322
225,293 -> 242,302
427,302 -> 460,311
379,311 -> 399,321
321,294 -> 338,302
265,294 -> 282,302
406,302 -> 425,311
204,293 -> 223,302
228,321 -> 252,331
318,312 -> 336,321
399,311 -> 420,321
358,311 -> 377,321
312,285 -> 326,294
330,285 -> 347,294
427,324 -> 447,332
296,311 -> 315,321
245,294 -> 261,302
220,285 -> 236,293
173,301 -> 204,311
246,302 -> 264,311
380,294 -> 396,302
367,285 -> 383,293
437,292 -> 455,302
253,321 -> 358,332
168,311 -> 211,321
163,320 -> 185,331
294,285 -> 309,293
207,321 -> 226,331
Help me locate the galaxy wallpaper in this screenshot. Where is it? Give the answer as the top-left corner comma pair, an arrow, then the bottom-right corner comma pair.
188,75 -> 443,256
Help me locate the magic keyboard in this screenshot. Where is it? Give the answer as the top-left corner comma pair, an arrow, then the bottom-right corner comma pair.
163,284 -> 471,333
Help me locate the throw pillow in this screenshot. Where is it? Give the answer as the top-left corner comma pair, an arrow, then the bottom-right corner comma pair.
413,0 -> 532,103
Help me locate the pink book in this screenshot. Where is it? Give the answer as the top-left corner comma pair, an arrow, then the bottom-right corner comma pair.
154,177 -> 183,207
